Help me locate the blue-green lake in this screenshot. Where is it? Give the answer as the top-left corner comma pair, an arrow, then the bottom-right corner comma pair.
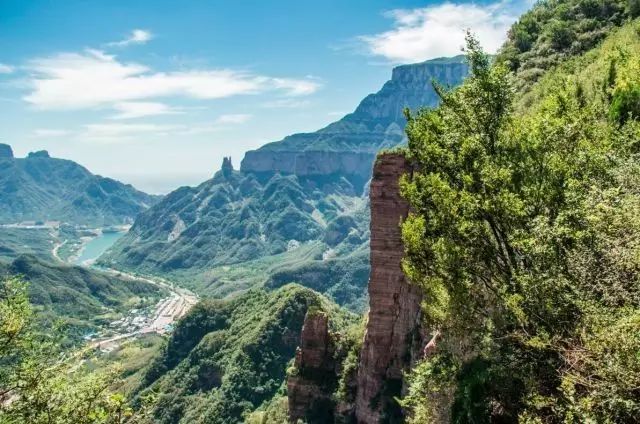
74,231 -> 126,265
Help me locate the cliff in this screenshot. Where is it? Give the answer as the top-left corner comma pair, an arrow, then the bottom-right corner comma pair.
286,153 -> 427,423
287,311 -> 337,423
0,143 -> 13,158
241,57 -> 468,190
354,152 -> 425,423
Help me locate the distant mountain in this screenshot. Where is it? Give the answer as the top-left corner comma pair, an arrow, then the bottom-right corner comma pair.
100,57 -> 469,308
0,145 -> 161,226
241,56 -> 468,189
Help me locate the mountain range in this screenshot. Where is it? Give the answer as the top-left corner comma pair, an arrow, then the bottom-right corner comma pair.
0,145 -> 161,226
99,56 -> 469,309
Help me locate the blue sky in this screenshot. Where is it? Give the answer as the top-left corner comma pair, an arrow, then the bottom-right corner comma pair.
0,0 -> 529,193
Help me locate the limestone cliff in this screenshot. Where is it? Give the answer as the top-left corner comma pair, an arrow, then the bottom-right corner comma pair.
240,57 -> 468,190
354,152 -> 425,423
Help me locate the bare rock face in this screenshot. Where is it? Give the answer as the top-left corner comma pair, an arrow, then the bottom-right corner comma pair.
0,144 -> 13,159
240,57 -> 468,192
288,311 -> 336,423
355,153 -> 425,423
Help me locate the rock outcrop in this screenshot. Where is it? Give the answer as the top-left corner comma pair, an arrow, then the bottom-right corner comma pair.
355,153 -> 425,423
27,150 -> 50,158
240,57 -> 468,191
0,143 -> 13,159
221,156 -> 234,176
288,310 -> 336,423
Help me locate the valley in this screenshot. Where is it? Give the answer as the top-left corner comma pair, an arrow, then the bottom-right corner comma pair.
4,1 -> 640,421
88,268 -> 197,352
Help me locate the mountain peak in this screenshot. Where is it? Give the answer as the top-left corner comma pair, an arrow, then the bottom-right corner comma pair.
27,150 -> 50,159
240,55 -> 468,186
0,143 -> 13,159
221,156 -> 233,173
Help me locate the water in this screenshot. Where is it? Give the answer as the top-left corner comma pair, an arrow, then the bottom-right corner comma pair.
74,231 -> 126,265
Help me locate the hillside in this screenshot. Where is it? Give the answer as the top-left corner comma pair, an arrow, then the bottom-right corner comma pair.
0,145 -> 161,226
285,16 -> 640,424
135,284 -> 355,424
497,0 -> 636,89
0,255 -> 165,339
99,57 -> 469,309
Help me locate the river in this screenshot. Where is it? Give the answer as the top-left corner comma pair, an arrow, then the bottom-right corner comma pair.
74,231 -> 126,265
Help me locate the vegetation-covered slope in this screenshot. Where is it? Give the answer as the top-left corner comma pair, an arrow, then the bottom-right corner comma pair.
136,284 -> 355,424
100,57 -> 469,309
497,0 -> 638,89
399,18 -> 640,422
100,160 -> 371,309
0,255 -> 164,338
0,146 -> 160,226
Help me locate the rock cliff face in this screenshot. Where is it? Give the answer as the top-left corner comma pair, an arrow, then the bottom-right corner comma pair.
285,153 -> 427,423
0,143 -> 13,159
287,311 -> 336,423
355,153 -> 425,423
241,57 -> 468,191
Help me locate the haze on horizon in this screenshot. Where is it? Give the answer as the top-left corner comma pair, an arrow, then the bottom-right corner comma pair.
0,0 -> 529,194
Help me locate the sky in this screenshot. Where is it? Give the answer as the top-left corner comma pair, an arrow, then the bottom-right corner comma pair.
0,0 -> 529,193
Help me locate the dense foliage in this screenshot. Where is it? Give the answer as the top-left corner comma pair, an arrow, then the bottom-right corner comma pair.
136,285 -> 355,424
0,276 -> 152,423
497,0 -> 634,90
0,255 -> 164,340
400,25 -> 640,422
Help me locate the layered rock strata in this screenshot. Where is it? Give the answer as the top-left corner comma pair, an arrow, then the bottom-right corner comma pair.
240,57 -> 468,190
354,153 -> 425,423
287,311 -> 336,423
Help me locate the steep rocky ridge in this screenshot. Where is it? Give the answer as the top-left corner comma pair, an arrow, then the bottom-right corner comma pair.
102,57 -> 468,306
285,153 -> 427,423
287,311 -> 337,423
241,56 -> 468,190
0,144 -> 160,226
354,153 -> 425,423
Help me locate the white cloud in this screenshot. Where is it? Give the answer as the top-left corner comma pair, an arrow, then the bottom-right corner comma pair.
214,114 -> 252,124
108,29 -> 153,47
360,2 -> 519,63
0,64 -> 13,74
31,129 -> 72,138
262,98 -> 311,109
111,101 -> 182,119
79,122 -> 183,143
23,49 -> 321,110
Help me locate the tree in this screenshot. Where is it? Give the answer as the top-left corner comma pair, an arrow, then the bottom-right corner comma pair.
0,277 -> 152,424
400,32 -> 640,421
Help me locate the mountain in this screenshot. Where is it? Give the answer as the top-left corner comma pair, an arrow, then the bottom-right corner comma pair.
100,57 -> 469,309
135,284 -> 355,424
285,5 -> 640,423
241,56 -> 468,189
0,255 -> 165,339
0,145 -> 161,226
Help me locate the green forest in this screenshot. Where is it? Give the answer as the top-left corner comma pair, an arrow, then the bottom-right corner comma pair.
4,0 -> 640,422
399,7 -> 640,423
